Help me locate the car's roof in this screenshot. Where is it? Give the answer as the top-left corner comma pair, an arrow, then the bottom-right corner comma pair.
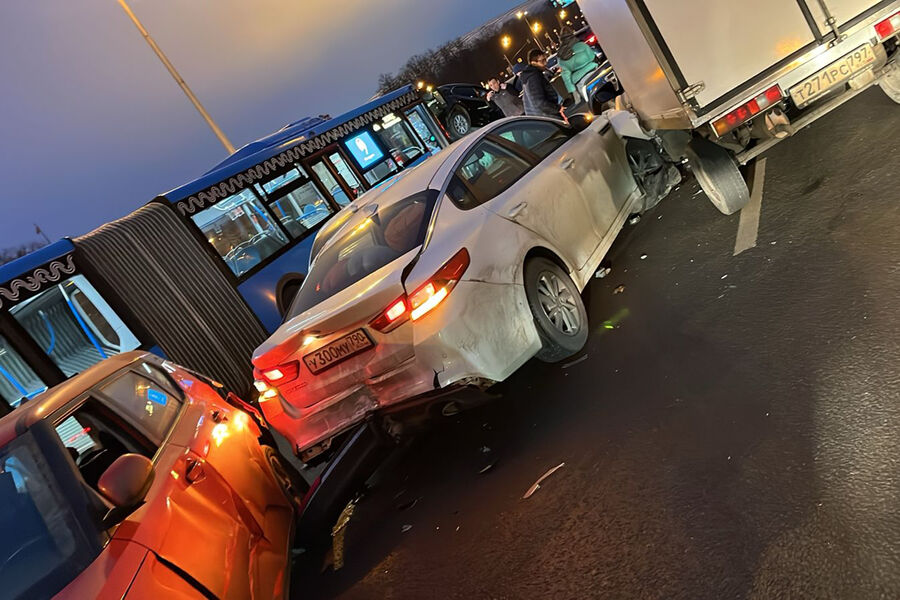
0,351 -> 147,447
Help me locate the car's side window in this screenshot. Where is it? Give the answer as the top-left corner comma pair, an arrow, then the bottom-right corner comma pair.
494,120 -> 572,159
96,371 -> 183,447
54,400 -> 149,490
449,140 -> 532,209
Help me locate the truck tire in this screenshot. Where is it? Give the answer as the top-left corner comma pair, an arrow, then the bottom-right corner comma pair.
686,136 -> 750,215
877,63 -> 900,104
524,257 -> 589,363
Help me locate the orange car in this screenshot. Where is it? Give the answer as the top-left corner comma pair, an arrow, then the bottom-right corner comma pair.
0,352 -> 301,600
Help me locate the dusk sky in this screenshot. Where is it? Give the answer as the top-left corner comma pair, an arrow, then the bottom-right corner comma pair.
0,0 -> 520,247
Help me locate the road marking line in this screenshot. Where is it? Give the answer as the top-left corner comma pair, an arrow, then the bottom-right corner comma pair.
734,158 -> 767,256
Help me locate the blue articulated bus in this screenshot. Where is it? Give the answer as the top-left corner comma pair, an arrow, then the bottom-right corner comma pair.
0,85 -> 449,412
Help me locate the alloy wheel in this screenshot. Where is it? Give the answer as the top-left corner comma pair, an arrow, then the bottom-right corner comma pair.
536,271 -> 581,336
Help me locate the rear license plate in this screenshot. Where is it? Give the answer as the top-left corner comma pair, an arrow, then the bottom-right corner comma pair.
303,330 -> 374,374
790,44 -> 876,106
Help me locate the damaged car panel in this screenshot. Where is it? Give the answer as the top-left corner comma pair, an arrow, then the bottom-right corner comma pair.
252,113 -> 673,461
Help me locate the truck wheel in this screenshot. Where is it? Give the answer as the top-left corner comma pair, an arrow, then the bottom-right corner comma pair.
877,63 -> 900,104
524,257 -> 589,363
686,136 -> 750,215
447,108 -> 471,139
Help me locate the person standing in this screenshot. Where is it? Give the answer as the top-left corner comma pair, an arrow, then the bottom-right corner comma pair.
486,77 -> 524,117
519,50 -> 563,119
557,28 -> 598,103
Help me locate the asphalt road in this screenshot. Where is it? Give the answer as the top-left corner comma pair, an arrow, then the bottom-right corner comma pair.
295,87 -> 900,600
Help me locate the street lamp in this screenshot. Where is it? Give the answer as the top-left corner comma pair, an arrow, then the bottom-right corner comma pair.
116,0 -> 234,154
517,10 -> 545,52
500,35 -> 513,68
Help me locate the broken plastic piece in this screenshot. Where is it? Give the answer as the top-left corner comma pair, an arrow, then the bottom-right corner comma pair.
523,462 -> 566,499
401,524 -> 412,533
613,285 -> 626,294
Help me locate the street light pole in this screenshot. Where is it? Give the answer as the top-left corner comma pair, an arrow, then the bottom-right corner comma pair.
116,0 -> 235,154
516,11 -> 545,53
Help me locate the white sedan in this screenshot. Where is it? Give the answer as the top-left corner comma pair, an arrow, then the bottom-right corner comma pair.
252,114 -> 676,460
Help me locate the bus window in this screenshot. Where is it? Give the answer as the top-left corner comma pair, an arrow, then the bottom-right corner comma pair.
310,162 -> 351,209
374,113 -> 426,167
0,336 -> 47,408
9,276 -> 140,378
191,188 -> 288,276
256,166 -> 334,238
327,153 -> 364,201
405,105 -> 445,152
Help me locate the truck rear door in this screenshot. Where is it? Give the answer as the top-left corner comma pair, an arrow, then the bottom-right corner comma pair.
805,0 -> 885,34
641,0 -> 819,109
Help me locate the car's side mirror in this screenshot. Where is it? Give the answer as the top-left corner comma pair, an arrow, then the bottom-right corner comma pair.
568,113 -> 595,132
98,454 -> 155,508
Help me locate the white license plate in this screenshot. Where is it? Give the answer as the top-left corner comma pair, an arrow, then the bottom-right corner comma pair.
303,330 -> 374,374
790,44 -> 876,106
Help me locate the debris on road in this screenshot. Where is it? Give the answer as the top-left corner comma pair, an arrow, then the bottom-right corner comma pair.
595,266 -> 612,279
331,499 -> 358,571
480,446 -> 491,454
523,462 -> 566,499
613,285 -> 626,294
640,253 -> 648,260
401,524 -> 413,533
561,355 -> 589,369
721,274 -> 728,280
397,498 -> 419,511
628,214 -> 641,225
479,460 -> 498,474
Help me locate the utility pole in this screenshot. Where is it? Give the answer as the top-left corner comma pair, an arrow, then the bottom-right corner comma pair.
116,0 -> 235,154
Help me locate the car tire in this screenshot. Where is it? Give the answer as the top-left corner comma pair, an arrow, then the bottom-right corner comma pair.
263,446 -> 310,510
686,136 -> 750,215
524,257 -> 589,363
447,108 -> 471,140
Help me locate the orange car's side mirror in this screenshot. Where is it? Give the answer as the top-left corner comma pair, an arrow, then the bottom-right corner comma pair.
98,454 -> 155,508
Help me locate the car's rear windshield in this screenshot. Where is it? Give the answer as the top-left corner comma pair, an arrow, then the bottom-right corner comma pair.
287,190 -> 438,320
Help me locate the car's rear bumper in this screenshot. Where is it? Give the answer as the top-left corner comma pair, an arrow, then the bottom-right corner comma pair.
261,281 -> 540,459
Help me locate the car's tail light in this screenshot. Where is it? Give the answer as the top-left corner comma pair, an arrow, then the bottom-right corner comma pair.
875,10 -> 900,39
257,361 -> 300,385
409,248 -> 470,321
370,296 -> 409,332
711,85 -> 783,137
585,34 -> 597,45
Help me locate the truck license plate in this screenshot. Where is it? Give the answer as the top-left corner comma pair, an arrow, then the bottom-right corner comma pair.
303,329 -> 374,374
790,44 -> 876,107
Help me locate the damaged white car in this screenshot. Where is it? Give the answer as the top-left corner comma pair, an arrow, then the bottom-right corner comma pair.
252,114 -> 678,461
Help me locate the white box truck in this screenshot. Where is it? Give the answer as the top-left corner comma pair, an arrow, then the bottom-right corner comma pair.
578,0 -> 900,213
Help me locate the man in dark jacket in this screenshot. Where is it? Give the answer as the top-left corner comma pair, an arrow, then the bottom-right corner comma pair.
486,77 -> 524,117
520,49 -> 562,118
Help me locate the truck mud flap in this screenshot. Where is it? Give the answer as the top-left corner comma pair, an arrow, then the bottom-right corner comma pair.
294,418 -> 395,546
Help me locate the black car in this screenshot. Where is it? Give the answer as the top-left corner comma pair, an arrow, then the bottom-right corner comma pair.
428,83 -> 505,140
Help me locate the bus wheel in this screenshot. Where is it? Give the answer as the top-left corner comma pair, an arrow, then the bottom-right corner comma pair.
686,136 -> 750,215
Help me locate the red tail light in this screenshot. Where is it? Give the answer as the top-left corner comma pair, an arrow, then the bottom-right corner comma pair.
409,248 -> 469,321
875,10 -> 900,39
256,361 -> 300,385
585,34 -> 597,45
370,296 -> 409,332
711,85 -> 783,137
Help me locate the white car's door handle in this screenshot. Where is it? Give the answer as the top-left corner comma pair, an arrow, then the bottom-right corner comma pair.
508,202 -> 527,218
560,157 -> 576,170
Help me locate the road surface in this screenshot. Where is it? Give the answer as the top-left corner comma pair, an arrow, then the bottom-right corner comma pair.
295,86 -> 900,600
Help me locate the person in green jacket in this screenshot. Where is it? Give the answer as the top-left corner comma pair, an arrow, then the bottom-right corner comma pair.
557,28 -> 598,103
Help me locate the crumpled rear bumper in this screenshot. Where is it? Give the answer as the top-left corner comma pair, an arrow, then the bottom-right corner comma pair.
260,354 -> 436,457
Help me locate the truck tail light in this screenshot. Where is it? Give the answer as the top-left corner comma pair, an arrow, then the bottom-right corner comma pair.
711,85 -> 783,137
875,10 -> 900,39
408,249 -> 470,321
370,296 -> 409,332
